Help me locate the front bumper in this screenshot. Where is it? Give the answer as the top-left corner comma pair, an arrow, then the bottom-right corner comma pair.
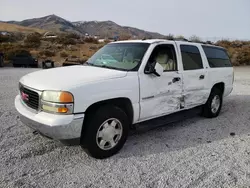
15,95 -> 84,142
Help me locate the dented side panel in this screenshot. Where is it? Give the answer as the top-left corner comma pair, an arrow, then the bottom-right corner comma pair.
137,41 -> 234,123
139,72 -> 183,121
181,69 -> 210,108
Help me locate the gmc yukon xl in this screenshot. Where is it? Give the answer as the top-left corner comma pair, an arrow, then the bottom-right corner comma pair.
15,39 -> 234,159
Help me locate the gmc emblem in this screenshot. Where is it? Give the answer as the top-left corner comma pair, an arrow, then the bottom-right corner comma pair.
21,92 -> 29,101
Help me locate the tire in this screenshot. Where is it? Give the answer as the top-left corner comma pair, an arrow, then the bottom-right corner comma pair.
202,88 -> 223,118
81,105 -> 129,159
42,62 -> 46,69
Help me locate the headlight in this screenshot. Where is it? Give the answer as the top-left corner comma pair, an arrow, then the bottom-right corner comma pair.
41,91 -> 74,114
42,91 -> 73,103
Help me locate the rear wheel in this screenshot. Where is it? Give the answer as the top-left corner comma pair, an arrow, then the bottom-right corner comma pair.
202,88 -> 223,118
81,105 -> 129,159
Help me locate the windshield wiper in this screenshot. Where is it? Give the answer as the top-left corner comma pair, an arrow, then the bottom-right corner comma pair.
84,62 -> 124,71
96,64 -> 122,70
84,61 -> 94,66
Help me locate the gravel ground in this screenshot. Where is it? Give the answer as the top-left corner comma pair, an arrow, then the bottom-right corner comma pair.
0,67 -> 250,188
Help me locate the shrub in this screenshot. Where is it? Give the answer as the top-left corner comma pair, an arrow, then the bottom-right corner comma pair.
89,46 -> 98,50
39,50 -> 55,57
60,51 -> 68,58
66,33 -> 80,39
0,43 -> 30,60
189,35 -> 202,42
64,38 -> 77,45
215,40 -> 250,66
55,33 -> 80,45
0,33 -> 24,43
68,46 -> 78,51
57,37 -> 76,45
235,47 -> 250,65
216,40 -> 232,48
24,32 -> 41,47
5,49 -> 31,60
84,37 -> 99,44
13,33 -> 25,41
175,35 -> 185,40
165,34 -> 174,40
0,34 -> 12,43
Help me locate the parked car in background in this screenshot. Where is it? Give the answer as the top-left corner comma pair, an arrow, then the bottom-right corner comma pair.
15,39 -> 234,159
11,54 -> 38,68
0,52 -> 4,67
42,59 -> 55,69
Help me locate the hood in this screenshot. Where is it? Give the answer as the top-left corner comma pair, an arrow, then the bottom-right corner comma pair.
20,65 -> 127,91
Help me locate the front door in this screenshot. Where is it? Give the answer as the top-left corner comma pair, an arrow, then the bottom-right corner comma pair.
139,43 -> 183,121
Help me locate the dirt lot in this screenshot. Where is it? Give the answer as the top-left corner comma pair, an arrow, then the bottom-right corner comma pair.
0,67 -> 250,188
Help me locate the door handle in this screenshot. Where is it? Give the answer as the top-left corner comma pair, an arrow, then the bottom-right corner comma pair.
199,75 -> 205,80
173,77 -> 181,83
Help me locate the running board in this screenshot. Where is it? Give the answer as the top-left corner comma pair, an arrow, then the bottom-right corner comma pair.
132,106 -> 202,133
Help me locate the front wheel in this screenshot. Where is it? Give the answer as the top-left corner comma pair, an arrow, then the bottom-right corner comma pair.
81,105 -> 129,159
202,88 -> 223,118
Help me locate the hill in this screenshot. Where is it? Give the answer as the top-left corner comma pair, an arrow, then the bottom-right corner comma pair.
8,15 -> 82,34
73,20 -> 165,39
6,15 -> 166,39
0,22 -> 46,34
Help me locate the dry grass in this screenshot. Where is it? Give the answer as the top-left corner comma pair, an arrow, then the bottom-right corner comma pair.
0,22 -> 46,34
28,43 -> 104,66
1,27 -> 249,67
216,40 -> 250,66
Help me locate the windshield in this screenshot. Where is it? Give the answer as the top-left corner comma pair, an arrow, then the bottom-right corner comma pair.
87,43 -> 150,71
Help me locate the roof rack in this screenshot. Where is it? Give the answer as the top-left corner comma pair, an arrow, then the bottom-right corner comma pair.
139,38 -> 215,45
174,39 -> 214,45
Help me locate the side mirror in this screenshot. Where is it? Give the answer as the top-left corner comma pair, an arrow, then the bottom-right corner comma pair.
145,61 -> 163,77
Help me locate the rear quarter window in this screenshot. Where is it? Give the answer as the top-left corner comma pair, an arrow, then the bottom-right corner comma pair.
202,46 -> 232,68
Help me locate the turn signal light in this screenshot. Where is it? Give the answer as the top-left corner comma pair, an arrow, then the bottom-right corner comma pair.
59,92 -> 74,103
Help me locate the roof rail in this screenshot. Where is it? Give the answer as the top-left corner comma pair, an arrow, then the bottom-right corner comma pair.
175,39 -> 214,45
174,38 -> 189,42
139,38 -> 215,45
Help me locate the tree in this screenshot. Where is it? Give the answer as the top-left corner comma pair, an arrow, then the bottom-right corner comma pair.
24,32 -> 41,48
189,35 -> 202,42
175,35 -> 185,40
165,34 -> 174,40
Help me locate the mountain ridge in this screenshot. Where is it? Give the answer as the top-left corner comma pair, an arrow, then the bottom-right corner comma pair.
5,14 -> 166,39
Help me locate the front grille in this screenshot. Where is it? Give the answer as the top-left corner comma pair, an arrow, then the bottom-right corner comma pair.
20,85 -> 39,111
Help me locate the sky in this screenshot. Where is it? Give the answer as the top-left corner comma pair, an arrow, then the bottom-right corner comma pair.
0,0 -> 249,41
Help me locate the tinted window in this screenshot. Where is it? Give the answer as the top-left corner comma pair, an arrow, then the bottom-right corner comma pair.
202,46 -> 232,67
180,45 -> 203,70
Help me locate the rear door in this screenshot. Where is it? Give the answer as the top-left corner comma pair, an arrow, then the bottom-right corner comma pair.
178,44 -> 209,109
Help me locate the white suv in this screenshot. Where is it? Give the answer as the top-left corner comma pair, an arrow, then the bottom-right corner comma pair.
15,39 -> 234,159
